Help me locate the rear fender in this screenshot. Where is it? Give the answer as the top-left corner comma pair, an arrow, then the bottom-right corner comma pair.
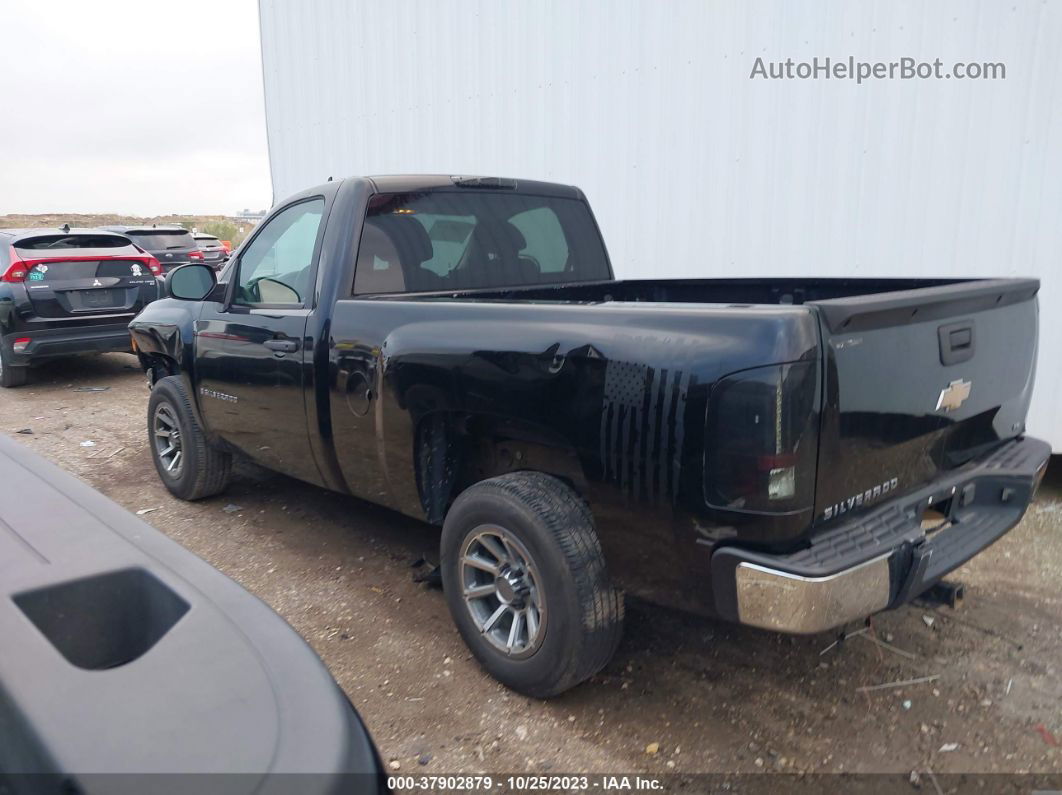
414,410 -> 589,525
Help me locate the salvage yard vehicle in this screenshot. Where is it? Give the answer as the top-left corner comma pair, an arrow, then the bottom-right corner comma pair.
104,224 -> 206,273
129,175 -> 1050,698
193,232 -> 229,269
0,434 -> 385,789
0,227 -> 162,387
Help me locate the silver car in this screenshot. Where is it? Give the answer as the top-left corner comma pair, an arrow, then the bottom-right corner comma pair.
193,233 -> 229,270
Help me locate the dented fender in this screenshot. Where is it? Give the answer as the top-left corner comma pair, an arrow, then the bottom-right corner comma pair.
129,298 -> 214,440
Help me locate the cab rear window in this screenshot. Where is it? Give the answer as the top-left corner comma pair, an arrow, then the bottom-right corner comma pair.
353,191 -> 611,295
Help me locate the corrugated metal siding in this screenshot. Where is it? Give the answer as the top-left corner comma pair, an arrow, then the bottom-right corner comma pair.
259,0 -> 1062,448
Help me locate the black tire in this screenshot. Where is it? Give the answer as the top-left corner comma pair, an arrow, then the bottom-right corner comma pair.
440,472 -> 624,698
0,347 -> 27,388
148,375 -> 232,500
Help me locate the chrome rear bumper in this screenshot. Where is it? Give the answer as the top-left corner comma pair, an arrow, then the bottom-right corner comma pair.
734,554 -> 892,633
712,436 -> 1051,634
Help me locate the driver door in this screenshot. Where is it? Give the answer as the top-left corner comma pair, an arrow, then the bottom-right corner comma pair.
194,198 -> 324,483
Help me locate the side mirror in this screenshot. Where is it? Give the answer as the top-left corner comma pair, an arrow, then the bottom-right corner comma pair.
167,263 -> 217,301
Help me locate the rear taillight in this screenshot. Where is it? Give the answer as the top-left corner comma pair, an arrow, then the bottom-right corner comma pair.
188,250 -> 204,261
4,251 -> 162,280
705,360 -> 819,513
12,338 -> 31,353
2,247 -> 28,282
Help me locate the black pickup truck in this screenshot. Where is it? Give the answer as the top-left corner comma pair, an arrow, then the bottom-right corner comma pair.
129,175 -> 1050,697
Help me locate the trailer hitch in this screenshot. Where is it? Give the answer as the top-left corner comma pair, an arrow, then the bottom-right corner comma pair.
919,580 -> 966,610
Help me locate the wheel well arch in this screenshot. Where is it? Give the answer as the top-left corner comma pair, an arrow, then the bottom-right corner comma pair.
413,410 -> 590,525
138,351 -> 179,383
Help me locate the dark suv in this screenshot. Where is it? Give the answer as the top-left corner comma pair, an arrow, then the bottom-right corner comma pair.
104,225 -> 205,273
0,228 -> 162,387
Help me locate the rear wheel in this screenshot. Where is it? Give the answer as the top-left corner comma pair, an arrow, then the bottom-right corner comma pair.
0,347 -> 27,388
441,472 -> 624,698
148,375 -> 232,500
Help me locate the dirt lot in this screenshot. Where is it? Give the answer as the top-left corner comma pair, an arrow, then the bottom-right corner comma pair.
3,353 -> 1061,777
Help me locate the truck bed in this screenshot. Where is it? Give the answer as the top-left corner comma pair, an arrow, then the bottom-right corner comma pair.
354,275 -> 1040,537
369,276 -> 967,306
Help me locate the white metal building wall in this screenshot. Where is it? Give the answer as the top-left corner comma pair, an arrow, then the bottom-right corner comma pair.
258,0 -> 1062,448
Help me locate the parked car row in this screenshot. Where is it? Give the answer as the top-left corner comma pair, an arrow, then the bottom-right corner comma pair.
102,225 -> 232,273
0,224 -> 228,387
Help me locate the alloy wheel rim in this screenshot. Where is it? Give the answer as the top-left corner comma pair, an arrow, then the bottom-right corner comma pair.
153,404 -> 184,477
460,525 -> 546,659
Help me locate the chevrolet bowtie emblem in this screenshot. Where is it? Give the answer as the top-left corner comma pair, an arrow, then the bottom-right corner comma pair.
936,379 -> 972,412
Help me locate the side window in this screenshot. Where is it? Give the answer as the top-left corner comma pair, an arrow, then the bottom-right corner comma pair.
236,199 -> 324,306
508,207 -> 569,273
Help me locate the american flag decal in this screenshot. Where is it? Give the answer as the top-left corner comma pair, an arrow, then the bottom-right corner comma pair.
600,360 -> 690,504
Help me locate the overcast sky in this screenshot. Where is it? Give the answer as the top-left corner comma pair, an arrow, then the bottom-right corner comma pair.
0,0 -> 271,216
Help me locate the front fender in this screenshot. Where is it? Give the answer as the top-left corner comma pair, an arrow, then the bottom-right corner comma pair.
129,299 -> 213,439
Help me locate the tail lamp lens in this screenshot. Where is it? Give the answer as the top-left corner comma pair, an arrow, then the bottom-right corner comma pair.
705,360 -> 819,513
768,464 -> 797,501
188,250 -> 204,260
13,337 -> 30,353
145,256 -> 162,275
3,247 -> 27,282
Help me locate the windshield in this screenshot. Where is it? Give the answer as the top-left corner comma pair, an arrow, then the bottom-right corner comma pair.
353,191 -> 611,294
127,230 -> 196,250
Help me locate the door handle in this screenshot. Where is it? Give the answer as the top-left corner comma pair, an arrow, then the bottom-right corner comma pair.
264,339 -> 299,353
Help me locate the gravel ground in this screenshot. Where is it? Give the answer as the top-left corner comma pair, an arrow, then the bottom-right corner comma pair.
3,353 -> 1061,777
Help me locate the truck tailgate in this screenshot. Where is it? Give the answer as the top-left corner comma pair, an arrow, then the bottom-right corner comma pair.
808,278 -> 1039,525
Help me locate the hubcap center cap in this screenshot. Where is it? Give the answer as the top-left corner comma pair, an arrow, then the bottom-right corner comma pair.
495,568 -> 529,607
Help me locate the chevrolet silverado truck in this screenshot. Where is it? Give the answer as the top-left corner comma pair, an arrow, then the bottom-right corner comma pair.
129,175 -> 1050,698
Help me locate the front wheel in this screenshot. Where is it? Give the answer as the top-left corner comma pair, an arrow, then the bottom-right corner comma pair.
440,472 -> 624,698
148,375 -> 232,500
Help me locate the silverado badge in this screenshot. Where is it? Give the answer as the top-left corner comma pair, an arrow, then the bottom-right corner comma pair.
936,379 -> 972,412
823,477 -> 899,521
